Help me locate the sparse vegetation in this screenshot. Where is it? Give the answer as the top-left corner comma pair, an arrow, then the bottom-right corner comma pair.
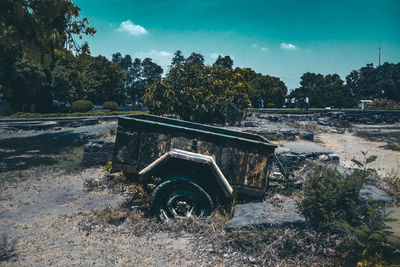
0,234 -> 16,262
299,163 -> 398,265
109,127 -> 117,135
383,170 -> 400,201
52,145 -> 84,173
355,130 -> 400,151
0,134 -> 85,174
367,99 -> 400,110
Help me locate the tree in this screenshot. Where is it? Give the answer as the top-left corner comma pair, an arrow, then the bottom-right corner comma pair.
0,0 -> 96,111
213,55 -> 233,69
51,51 -> 84,103
7,59 -> 48,111
144,52 -> 252,123
290,72 -> 355,108
186,52 -> 205,65
0,0 -> 96,65
170,50 -> 185,69
81,55 -> 125,104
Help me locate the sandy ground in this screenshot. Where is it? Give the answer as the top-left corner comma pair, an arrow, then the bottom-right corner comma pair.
1,121 -> 399,266
316,130 -> 400,178
0,168 -> 240,266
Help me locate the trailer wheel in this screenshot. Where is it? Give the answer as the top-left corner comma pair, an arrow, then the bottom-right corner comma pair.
150,176 -> 214,221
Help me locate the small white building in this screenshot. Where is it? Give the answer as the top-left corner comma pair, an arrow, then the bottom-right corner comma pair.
358,100 -> 373,109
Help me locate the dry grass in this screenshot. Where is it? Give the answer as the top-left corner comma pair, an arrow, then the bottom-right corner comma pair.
355,130 -> 400,151
77,167 -> 365,266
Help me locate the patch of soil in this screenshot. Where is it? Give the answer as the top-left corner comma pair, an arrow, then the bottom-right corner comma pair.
316,131 -> 400,178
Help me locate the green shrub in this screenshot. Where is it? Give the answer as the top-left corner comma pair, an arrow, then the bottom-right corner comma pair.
300,167 -> 389,264
103,101 -> 118,111
72,100 -> 93,113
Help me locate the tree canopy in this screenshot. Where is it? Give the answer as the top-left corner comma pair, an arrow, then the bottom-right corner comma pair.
143,51 -> 287,123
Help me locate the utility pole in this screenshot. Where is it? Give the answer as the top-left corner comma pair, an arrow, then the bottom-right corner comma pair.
377,47 -> 382,99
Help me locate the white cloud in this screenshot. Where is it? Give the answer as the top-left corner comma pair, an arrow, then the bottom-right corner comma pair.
116,20 -> 147,35
134,50 -> 173,72
252,43 -> 268,52
135,49 -> 172,58
280,43 -> 299,51
210,53 -> 220,59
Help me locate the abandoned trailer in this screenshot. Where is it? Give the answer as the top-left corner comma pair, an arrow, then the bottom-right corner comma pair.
112,114 -> 284,221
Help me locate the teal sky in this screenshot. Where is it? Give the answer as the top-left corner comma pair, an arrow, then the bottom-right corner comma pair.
75,0 -> 400,90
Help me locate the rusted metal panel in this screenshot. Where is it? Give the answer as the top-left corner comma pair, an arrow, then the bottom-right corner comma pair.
244,152 -> 268,188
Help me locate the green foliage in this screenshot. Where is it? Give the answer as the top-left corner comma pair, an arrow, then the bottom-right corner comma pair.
367,99 -> 400,110
4,59 -> 48,111
105,161 -> 113,173
103,101 -> 118,111
143,51 -> 286,123
0,0 -> 96,112
351,151 -> 377,171
213,55 -> 233,69
0,0 -> 96,65
347,62 -> 400,102
290,72 -> 356,108
72,100 -> 93,113
300,166 -> 389,264
112,53 -> 163,104
81,55 -> 126,104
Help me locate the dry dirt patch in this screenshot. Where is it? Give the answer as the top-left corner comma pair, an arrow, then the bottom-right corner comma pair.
316,131 -> 400,178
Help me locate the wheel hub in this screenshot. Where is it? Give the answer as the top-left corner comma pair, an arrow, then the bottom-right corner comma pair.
176,201 -> 190,214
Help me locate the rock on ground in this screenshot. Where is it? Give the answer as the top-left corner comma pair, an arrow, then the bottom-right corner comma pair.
226,201 -> 306,230
385,206 -> 400,249
84,136 -> 116,166
359,185 -> 393,204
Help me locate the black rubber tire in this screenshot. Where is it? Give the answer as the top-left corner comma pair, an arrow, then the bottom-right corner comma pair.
150,176 -> 214,221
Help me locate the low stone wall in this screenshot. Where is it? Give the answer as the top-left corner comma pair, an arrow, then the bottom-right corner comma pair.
322,110 -> 400,124
253,110 -> 400,125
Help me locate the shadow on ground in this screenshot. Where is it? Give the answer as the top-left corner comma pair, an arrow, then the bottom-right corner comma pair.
0,135 -> 85,173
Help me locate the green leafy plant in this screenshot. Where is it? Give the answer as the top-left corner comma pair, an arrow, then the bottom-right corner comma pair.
105,161 -> 112,173
351,151 -> 377,172
300,160 -> 392,264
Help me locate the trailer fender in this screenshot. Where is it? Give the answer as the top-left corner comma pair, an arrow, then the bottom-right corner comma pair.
139,149 -> 233,197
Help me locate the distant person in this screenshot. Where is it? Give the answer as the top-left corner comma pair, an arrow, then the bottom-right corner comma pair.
305,96 -> 309,110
